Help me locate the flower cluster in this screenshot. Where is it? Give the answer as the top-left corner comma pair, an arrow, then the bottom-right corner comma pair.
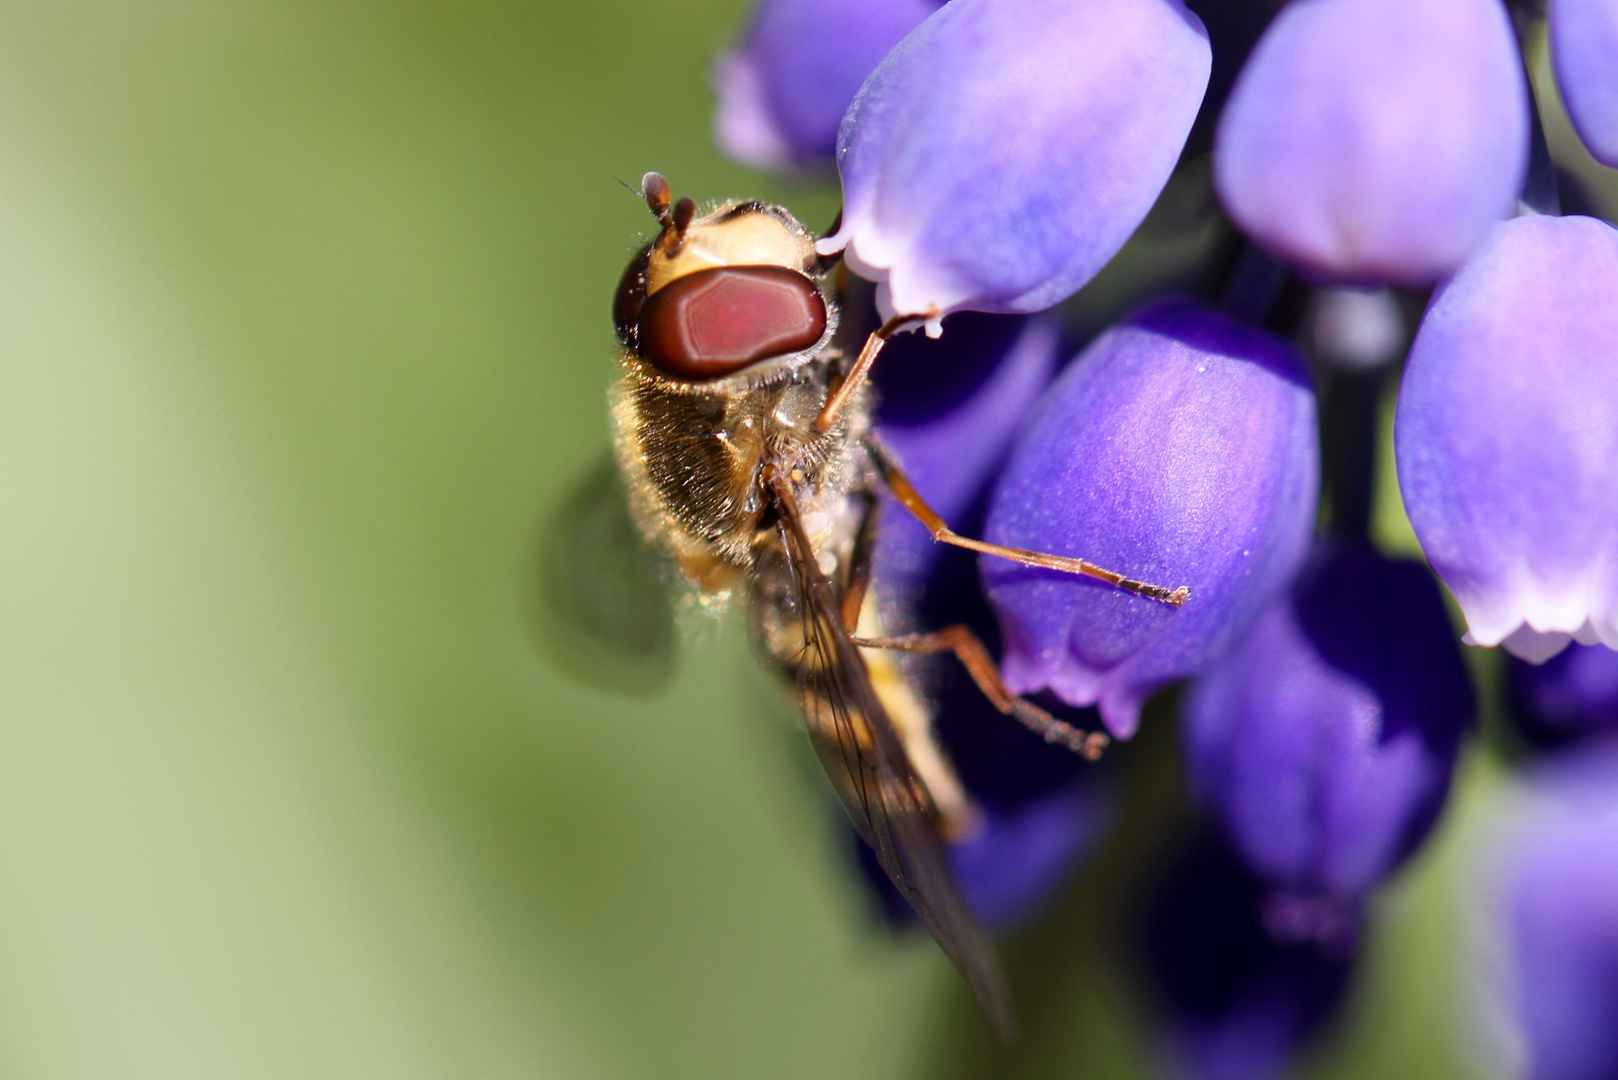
710,0 -> 1618,1071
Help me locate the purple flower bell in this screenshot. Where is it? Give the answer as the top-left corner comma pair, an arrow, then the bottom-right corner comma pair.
711,0 -> 940,172
817,0 -> 1212,324
1395,213 -> 1618,662
1214,0 -> 1528,286
1507,642 -> 1618,748
1184,543 -> 1474,933
981,297 -> 1318,739
1488,745 -> 1618,1080
1145,835 -> 1355,1080
1549,0 -> 1618,168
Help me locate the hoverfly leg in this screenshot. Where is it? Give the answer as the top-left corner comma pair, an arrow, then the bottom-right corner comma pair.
850,626 -> 1110,761
866,439 -> 1191,607
840,493 -> 881,631
816,311 -> 931,432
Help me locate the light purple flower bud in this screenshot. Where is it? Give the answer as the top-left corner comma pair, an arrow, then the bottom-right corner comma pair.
1184,543 -> 1474,918
1549,0 -> 1618,168
981,298 -> 1319,738
1395,213 -> 1618,662
1488,744 -> 1618,1080
1508,642 -> 1618,747
1214,0 -> 1528,286
818,0 -> 1212,322
711,0 -> 940,172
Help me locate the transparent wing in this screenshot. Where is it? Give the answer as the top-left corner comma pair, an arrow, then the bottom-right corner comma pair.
535,452 -> 676,695
767,471 -> 1015,1041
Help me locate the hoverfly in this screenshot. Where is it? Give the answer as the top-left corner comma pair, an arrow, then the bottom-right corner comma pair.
608,172 -> 1188,1038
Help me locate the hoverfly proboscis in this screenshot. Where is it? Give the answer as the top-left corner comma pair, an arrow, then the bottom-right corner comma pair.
607,172 -> 1189,1040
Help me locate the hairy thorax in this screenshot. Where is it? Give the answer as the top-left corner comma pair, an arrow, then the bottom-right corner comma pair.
611,355 -> 870,597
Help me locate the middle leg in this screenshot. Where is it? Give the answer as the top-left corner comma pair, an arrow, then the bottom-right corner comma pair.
852,625 -> 1111,761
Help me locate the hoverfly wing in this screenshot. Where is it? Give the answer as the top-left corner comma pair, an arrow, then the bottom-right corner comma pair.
769,477 -> 1016,1042
536,451 -> 676,695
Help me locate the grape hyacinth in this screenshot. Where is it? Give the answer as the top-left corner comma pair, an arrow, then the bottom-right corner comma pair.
689,0 -> 1618,1065
1184,542 -> 1474,947
1486,746 -> 1618,1080
1214,0 -> 1528,285
1396,213 -> 1618,662
1145,834 -> 1355,1080
982,298 -> 1318,739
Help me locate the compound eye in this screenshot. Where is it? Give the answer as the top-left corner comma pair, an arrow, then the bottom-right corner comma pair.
612,243 -> 652,347
636,265 -> 827,381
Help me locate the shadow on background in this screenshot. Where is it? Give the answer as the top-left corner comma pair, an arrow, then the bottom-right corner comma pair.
535,452 -> 675,696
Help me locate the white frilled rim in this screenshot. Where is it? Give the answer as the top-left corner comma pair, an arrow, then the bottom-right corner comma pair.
816,229 -> 948,336
1455,562 -> 1618,662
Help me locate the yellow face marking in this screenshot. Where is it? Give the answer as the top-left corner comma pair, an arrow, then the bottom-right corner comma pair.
645,208 -> 815,296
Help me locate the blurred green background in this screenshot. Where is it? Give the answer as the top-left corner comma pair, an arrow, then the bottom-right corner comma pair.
0,2 -> 1588,1077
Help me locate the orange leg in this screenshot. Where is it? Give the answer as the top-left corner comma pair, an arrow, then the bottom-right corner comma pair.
867,440 -> 1190,607
851,626 -> 1110,761
816,312 -> 931,432
840,494 -> 880,632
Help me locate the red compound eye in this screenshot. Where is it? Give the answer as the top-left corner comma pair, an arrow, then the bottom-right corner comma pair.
636,265 -> 827,380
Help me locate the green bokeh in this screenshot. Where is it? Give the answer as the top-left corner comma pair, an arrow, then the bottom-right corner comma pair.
0,2 -> 1527,1077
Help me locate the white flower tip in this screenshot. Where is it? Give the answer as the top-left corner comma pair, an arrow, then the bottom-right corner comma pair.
814,232 -> 849,258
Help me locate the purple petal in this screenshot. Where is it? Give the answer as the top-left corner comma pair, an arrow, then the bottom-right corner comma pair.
1184,543 -> 1474,903
818,0 -> 1211,321
948,781 -> 1108,930
1550,0 -> 1618,167
1214,0 -> 1528,286
1488,744 -> 1618,1080
1394,213 -> 1618,661
1507,642 -> 1618,746
712,0 -> 940,172
981,297 -> 1319,738
872,313 -> 1062,608
1146,836 -> 1355,1080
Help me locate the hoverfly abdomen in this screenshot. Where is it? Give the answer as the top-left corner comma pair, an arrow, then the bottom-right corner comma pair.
636,264 -> 827,381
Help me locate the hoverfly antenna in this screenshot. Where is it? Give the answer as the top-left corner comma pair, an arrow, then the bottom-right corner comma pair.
641,171 -> 673,228
671,197 -> 696,238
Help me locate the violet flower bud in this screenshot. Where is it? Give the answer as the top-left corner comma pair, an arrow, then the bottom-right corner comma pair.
1507,642 -> 1618,748
982,298 -> 1318,738
1145,835 -> 1355,1080
1184,543 -> 1474,926
818,0 -> 1212,323
1395,213 -> 1618,662
1487,745 -> 1618,1080
1214,0 -> 1529,286
711,0 -> 940,172
1549,0 -> 1618,168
